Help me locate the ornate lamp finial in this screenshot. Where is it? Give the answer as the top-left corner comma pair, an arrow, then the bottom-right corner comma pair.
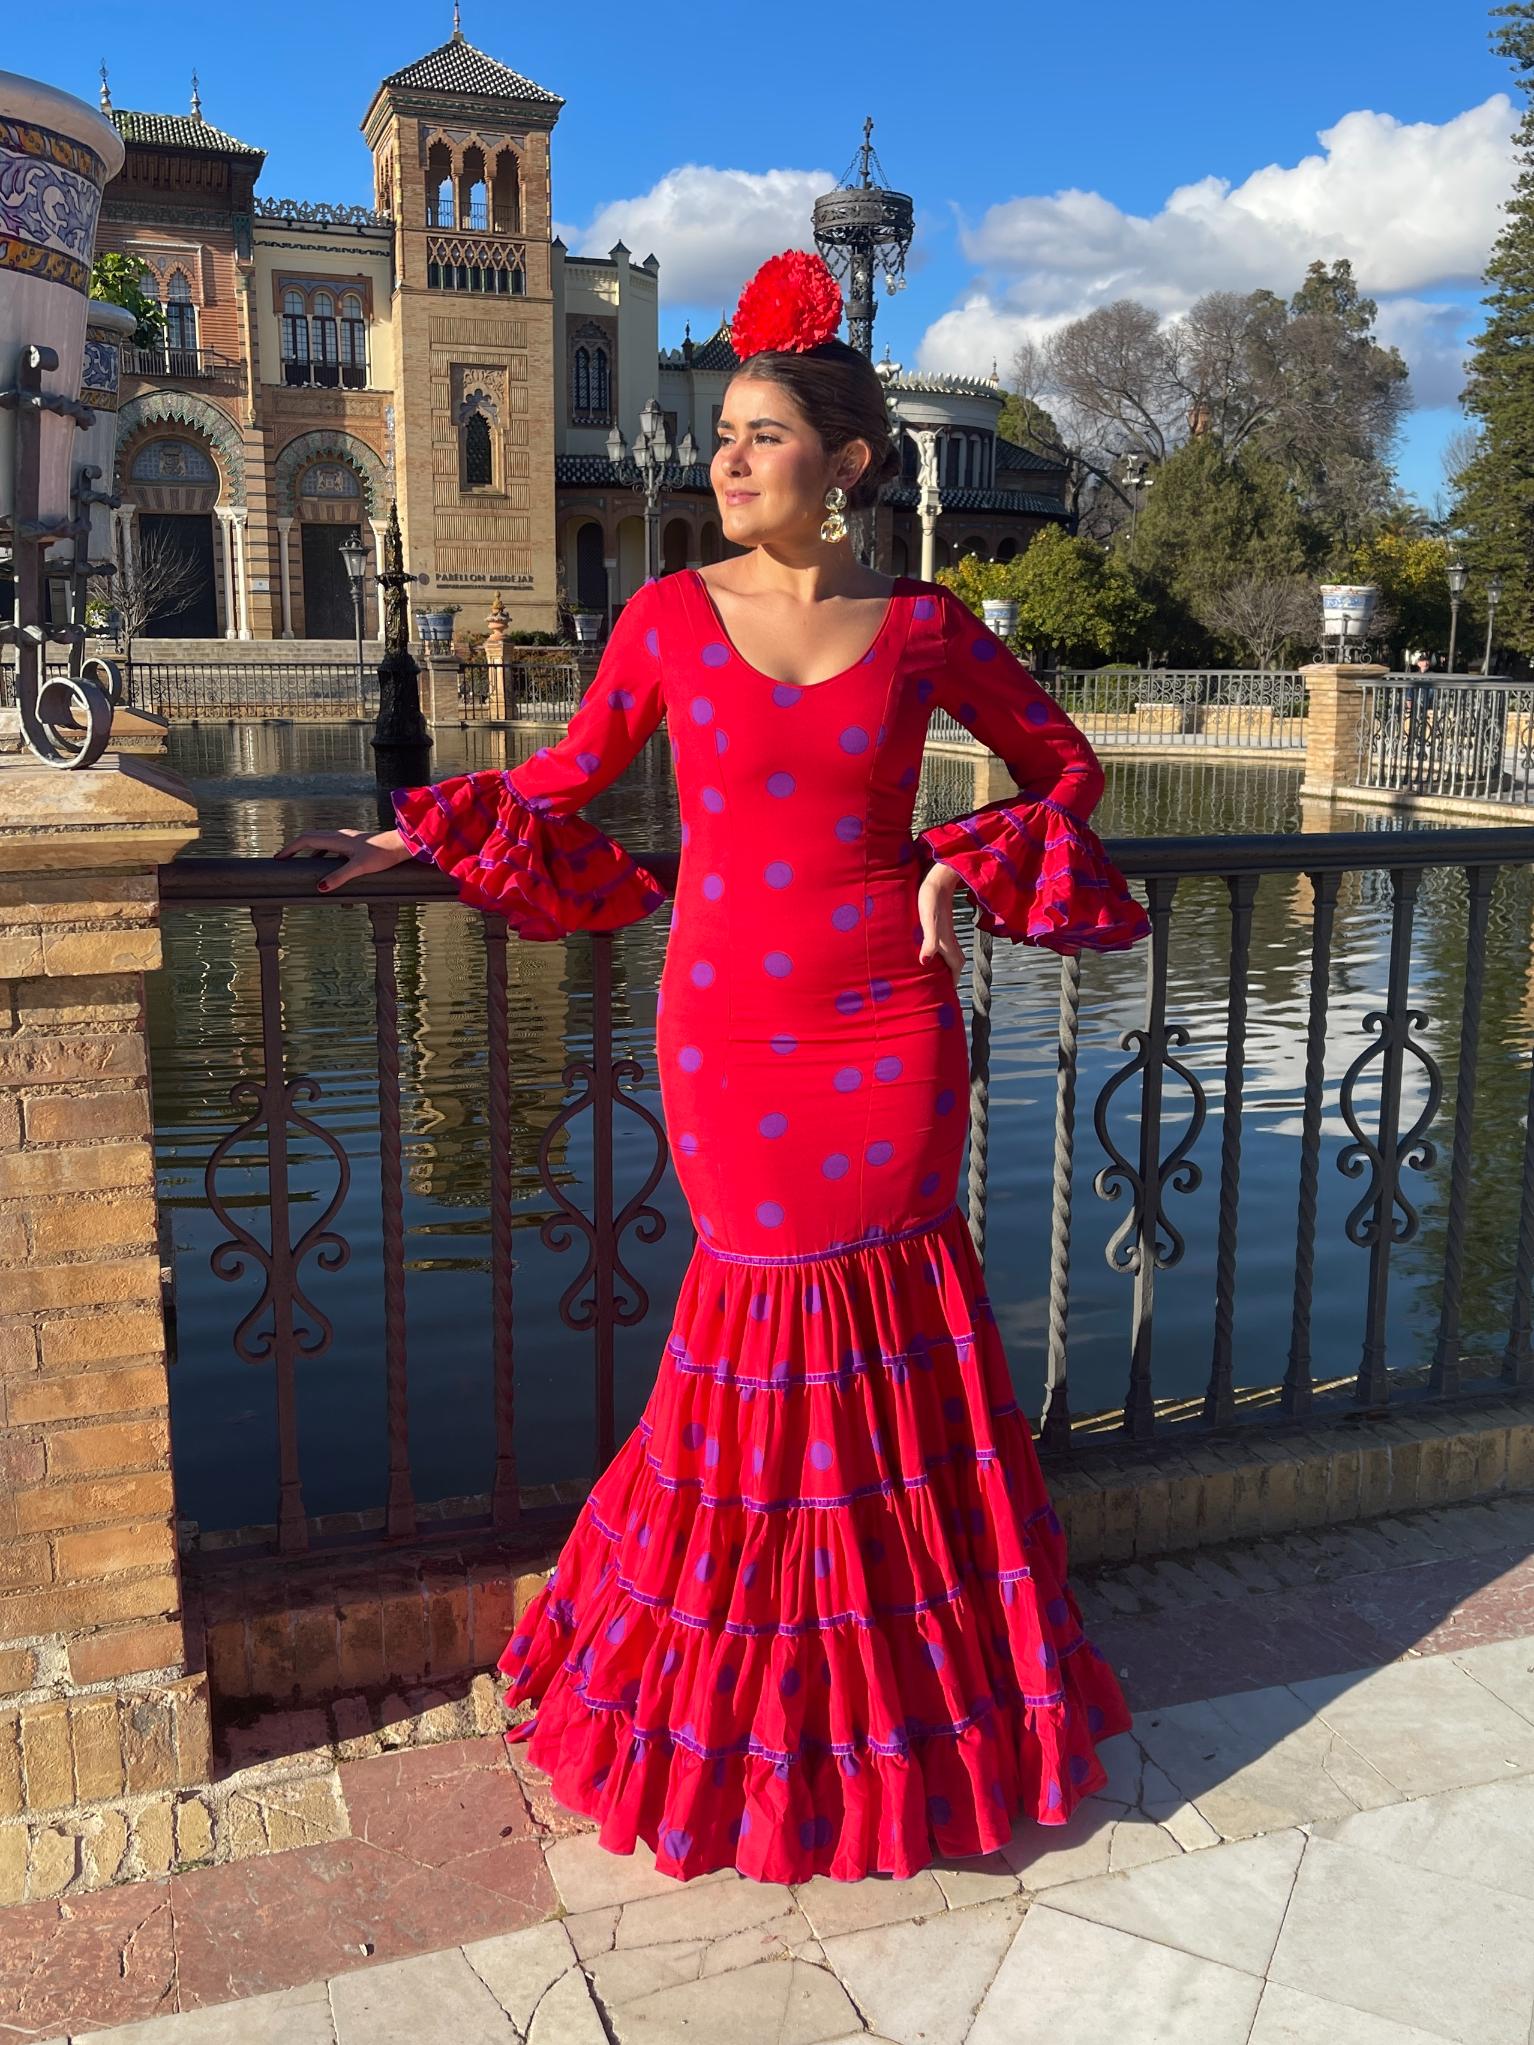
99,62 -> 112,114
190,69 -> 202,120
452,1 -> 463,36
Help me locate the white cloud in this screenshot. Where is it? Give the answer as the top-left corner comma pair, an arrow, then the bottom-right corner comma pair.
567,165 -> 835,307
918,96 -> 1516,411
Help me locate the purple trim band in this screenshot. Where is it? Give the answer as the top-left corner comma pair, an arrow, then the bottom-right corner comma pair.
698,1204 -> 961,1268
662,1328 -> 991,1390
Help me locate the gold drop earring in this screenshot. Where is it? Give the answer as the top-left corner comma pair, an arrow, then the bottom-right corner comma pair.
819,485 -> 849,544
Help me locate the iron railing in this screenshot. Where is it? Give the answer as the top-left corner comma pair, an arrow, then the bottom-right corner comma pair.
422,652 -> 586,726
1355,676 -> 1534,804
1015,668 -> 1307,751
121,345 -> 241,386
115,663 -> 375,722
154,824 -> 1534,1558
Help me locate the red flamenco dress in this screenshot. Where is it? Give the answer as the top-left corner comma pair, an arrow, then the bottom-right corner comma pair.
392,569 -> 1151,1884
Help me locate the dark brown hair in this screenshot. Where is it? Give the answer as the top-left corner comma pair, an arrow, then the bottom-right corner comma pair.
732,339 -> 900,511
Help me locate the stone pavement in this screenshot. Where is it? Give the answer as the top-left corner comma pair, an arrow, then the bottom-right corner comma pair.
7,1486 -> 1534,2045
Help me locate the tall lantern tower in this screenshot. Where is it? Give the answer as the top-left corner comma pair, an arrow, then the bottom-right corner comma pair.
812,118 -> 914,360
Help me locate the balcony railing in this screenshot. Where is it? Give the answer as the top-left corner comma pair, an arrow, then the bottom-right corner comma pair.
425,205 -> 521,234
122,344 -> 241,385
281,360 -> 368,391
153,823 -> 1534,1559
1356,676 -> 1534,803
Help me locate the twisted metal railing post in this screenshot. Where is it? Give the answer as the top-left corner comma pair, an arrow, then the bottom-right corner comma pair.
1432,866 -> 1496,1395
1283,868 -> 1341,1416
1205,872 -> 1258,1425
1503,1039 -> 1534,1388
1039,950 -> 1082,1453
369,901 -> 416,1538
965,925 -> 995,1264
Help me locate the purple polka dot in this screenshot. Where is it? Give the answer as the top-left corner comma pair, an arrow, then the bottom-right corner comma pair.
809,1440 -> 834,1471
865,1534 -> 885,1562
990,1778 -> 1008,1808
661,1646 -> 680,1675
799,1814 -> 833,1851
695,1552 -> 716,1583
920,1171 -> 941,1197
831,903 -> 859,932
1087,1703 -> 1105,1733
1039,1642 -> 1058,1669
678,1130 -> 700,1155
805,1283 -> 822,1311
509,1632 -> 530,1657
870,978 -> 892,1002
835,990 -> 865,1016
759,1111 -> 788,1139
700,642 -> 730,668
660,1826 -> 693,1858
757,1200 -> 784,1227
928,1794 -> 952,1825
764,950 -> 793,977
874,1055 -> 902,1082
681,1421 -> 705,1450
701,785 -> 724,813
822,1152 -> 850,1180
972,637 -> 998,661
702,872 -> 724,901
717,1663 -> 737,1693
780,1667 -> 801,1697
833,1067 -> 862,1092
576,751 -> 600,773
690,959 -> 715,988
606,1615 -> 626,1644
838,725 -> 870,754
914,596 -> 935,620
608,687 -> 634,709
1025,699 -> 1051,725
644,627 -> 660,657
749,1290 -> 771,1320
1045,1781 -> 1064,1811
835,814 -> 864,842
636,1524 -> 650,1549
689,695 -> 714,723
743,1560 -> 759,1588
698,1214 -> 714,1235
703,1436 -> 720,1468
813,1547 -> 832,1579
766,771 -> 795,798
1045,1596 -> 1070,1626
753,1445 -> 766,1472
1068,1752 -> 1089,1783
936,1088 -> 956,1115
925,1640 -> 946,1670
771,1033 -> 797,1055
866,1140 -> 894,1167
771,682 -> 801,707
678,1045 -> 703,1072
764,860 -> 793,888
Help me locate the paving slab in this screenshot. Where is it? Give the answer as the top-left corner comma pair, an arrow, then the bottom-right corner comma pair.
1001,1796 -> 1183,1889
818,1897 -> 1025,2045
544,1832 -> 727,1913
795,1869 -> 946,1940
74,1984 -> 335,2045
328,1948 -> 514,2044
461,1920 -> 581,2029
1267,1835 -> 1534,2045
1448,1635 -> 1534,1725
969,1905 -> 1262,2045
602,1957 -> 858,2045
1310,1776 -> 1534,1904
613,1873 -> 798,1949
525,1965 -> 612,2045
1038,1827 -> 1306,1977
1288,1654 -> 1534,1800
1248,1980 -> 1460,2044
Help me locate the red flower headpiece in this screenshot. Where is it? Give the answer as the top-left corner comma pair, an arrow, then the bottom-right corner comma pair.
728,249 -> 843,360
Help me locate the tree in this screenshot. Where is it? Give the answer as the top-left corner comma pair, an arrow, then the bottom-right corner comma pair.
92,522 -> 207,665
1349,528 -> 1456,661
88,252 -> 164,352
1453,3 -> 1534,662
937,530 -> 1150,668
1197,576 -> 1319,669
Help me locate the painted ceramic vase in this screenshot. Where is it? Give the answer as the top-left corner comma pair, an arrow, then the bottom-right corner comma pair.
0,70 -> 125,529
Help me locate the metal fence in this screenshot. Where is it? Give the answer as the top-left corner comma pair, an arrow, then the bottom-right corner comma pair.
155,824 -> 1534,1558
959,668 -> 1306,751
1355,676 -> 1534,804
423,652 -> 586,726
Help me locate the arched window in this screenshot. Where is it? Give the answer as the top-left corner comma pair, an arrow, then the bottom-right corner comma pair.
463,412 -> 493,489
310,292 -> 338,384
427,141 -> 453,227
944,436 -> 960,488
281,289 -> 309,384
491,148 -> 520,232
339,294 -> 366,388
593,346 -> 610,415
163,272 -> 197,360
573,346 -> 591,412
461,147 -> 487,232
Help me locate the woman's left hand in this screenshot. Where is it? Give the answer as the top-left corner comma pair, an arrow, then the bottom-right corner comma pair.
917,863 -> 965,983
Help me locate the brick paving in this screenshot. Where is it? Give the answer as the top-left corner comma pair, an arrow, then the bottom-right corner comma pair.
3,1489 -> 1533,2042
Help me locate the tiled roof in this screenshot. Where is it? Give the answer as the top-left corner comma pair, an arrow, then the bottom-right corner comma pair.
687,324 -> 740,372
556,455 -> 712,491
885,485 -> 1070,518
995,435 -> 1067,475
112,109 -> 264,157
382,33 -> 563,104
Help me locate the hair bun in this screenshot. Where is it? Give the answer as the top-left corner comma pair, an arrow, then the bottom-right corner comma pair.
729,250 -> 843,359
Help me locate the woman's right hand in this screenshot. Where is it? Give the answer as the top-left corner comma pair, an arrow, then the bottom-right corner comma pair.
273,826 -> 414,893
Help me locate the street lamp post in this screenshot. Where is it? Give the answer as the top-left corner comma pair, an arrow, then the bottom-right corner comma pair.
1483,572 -> 1504,677
1120,455 -> 1153,544
1447,559 -> 1468,674
607,397 -> 699,583
338,534 -> 368,713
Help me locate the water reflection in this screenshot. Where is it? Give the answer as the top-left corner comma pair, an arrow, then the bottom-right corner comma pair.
155,727 -> 1534,1534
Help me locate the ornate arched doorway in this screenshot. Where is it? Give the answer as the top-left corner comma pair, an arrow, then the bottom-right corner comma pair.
121,437 -> 221,639
295,461 -> 366,639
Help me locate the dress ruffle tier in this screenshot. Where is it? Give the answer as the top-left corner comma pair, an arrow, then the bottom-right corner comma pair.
915,792 -> 1149,955
500,1203 -> 1132,1885
392,768 -> 667,941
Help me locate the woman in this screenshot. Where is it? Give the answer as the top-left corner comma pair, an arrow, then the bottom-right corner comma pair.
276,249 -> 1150,1885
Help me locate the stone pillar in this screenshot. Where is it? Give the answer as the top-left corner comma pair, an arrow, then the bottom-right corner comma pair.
0,755 -> 208,1902
603,556 -> 618,637
1300,662 -> 1387,801
230,513 -> 252,641
215,513 -> 236,640
369,521 -> 387,638
276,519 -> 295,639
483,592 -> 511,722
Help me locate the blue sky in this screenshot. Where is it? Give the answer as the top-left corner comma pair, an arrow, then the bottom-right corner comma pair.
21,0 -> 1517,509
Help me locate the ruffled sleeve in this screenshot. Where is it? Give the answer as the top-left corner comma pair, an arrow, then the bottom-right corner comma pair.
391,581 -> 670,941
914,587 -> 1149,956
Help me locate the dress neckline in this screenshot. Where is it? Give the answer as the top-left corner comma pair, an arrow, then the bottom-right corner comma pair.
688,568 -> 908,691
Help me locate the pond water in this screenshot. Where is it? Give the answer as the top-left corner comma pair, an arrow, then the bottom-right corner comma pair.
151,724 -> 1534,1535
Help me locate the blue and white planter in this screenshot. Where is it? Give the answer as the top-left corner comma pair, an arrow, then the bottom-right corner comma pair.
0,70 -> 125,528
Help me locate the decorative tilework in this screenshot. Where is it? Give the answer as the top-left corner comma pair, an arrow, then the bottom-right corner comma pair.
0,115 -> 109,297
